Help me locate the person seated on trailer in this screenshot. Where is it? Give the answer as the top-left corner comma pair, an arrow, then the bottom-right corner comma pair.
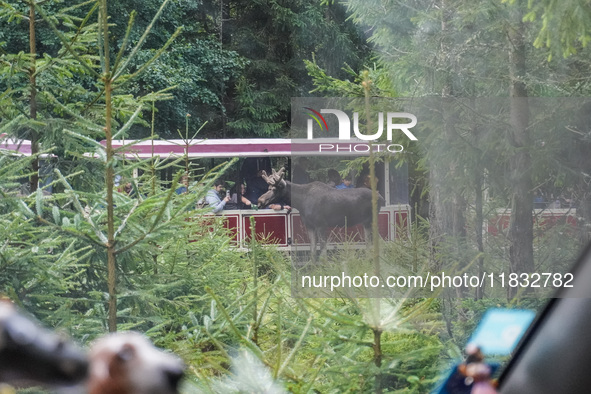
326,168 -> 341,188
241,157 -> 272,205
115,175 -> 132,196
120,179 -> 135,197
175,174 -> 189,195
205,179 -> 231,213
336,175 -> 354,189
356,165 -> 379,190
243,170 -> 270,205
292,157 -> 311,184
229,183 -> 252,209
358,174 -> 379,189
175,174 -> 190,195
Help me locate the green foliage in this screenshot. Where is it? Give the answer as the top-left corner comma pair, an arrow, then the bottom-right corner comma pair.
0,160 -> 454,393
344,0 -> 591,97
224,0 -> 370,137
146,239 -> 449,394
512,0 -> 591,59
226,76 -> 286,137
305,59 -> 397,98
2,0 -> 591,393
0,0 -> 372,140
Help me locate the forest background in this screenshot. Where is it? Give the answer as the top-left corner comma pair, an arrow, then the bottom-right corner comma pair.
1,0 -> 591,392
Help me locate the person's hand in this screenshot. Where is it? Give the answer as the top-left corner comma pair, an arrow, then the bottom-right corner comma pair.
272,204 -> 291,211
242,196 -> 252,206
223,196 -> 231,202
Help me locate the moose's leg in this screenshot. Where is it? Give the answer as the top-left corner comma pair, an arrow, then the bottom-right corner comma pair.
307,227 -> 318,263
317,227 -> 328,259
363,225 -> 372,247
363,224 -> 379,251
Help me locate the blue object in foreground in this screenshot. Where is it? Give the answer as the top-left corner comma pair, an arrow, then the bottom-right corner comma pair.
467,308 -> 536,356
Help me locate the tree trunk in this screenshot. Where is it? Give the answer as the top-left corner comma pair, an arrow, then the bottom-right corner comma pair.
507,7 -> 534,298
100,0 -> 117,332
428,0 -> 467,285
373,327 -> 383,394
574,103 -> 591,246
475,159 -> 485,299
29,1 -> 39,193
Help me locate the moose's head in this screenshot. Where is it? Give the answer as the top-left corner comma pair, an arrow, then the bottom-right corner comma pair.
257,167 -> 288,207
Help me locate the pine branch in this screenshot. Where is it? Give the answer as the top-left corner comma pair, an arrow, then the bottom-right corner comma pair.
204,286 -> 266,360
111,0 -> 173,80
112,104 -> 143,139
44,92 -> 105,133
54,168 -> 108,244
34,1 -> 99,76
34,2 -> 100,78
35,215 -> 104,247
122,27 -> 183,82
277,316 -> 312,377
113,199 -> 139,239
114,181 -> 177,254
112,10 -> 136,74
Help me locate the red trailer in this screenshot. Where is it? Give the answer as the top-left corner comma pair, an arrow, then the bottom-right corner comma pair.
488,208 -> 578,237
0,133 -> 32,155
102,137 -> 412,251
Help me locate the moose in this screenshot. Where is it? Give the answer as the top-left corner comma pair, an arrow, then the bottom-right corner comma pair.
258,168 -> 384,260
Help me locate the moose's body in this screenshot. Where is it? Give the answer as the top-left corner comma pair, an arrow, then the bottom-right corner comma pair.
287,181 -> 378,228
258,169 -> 384,260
